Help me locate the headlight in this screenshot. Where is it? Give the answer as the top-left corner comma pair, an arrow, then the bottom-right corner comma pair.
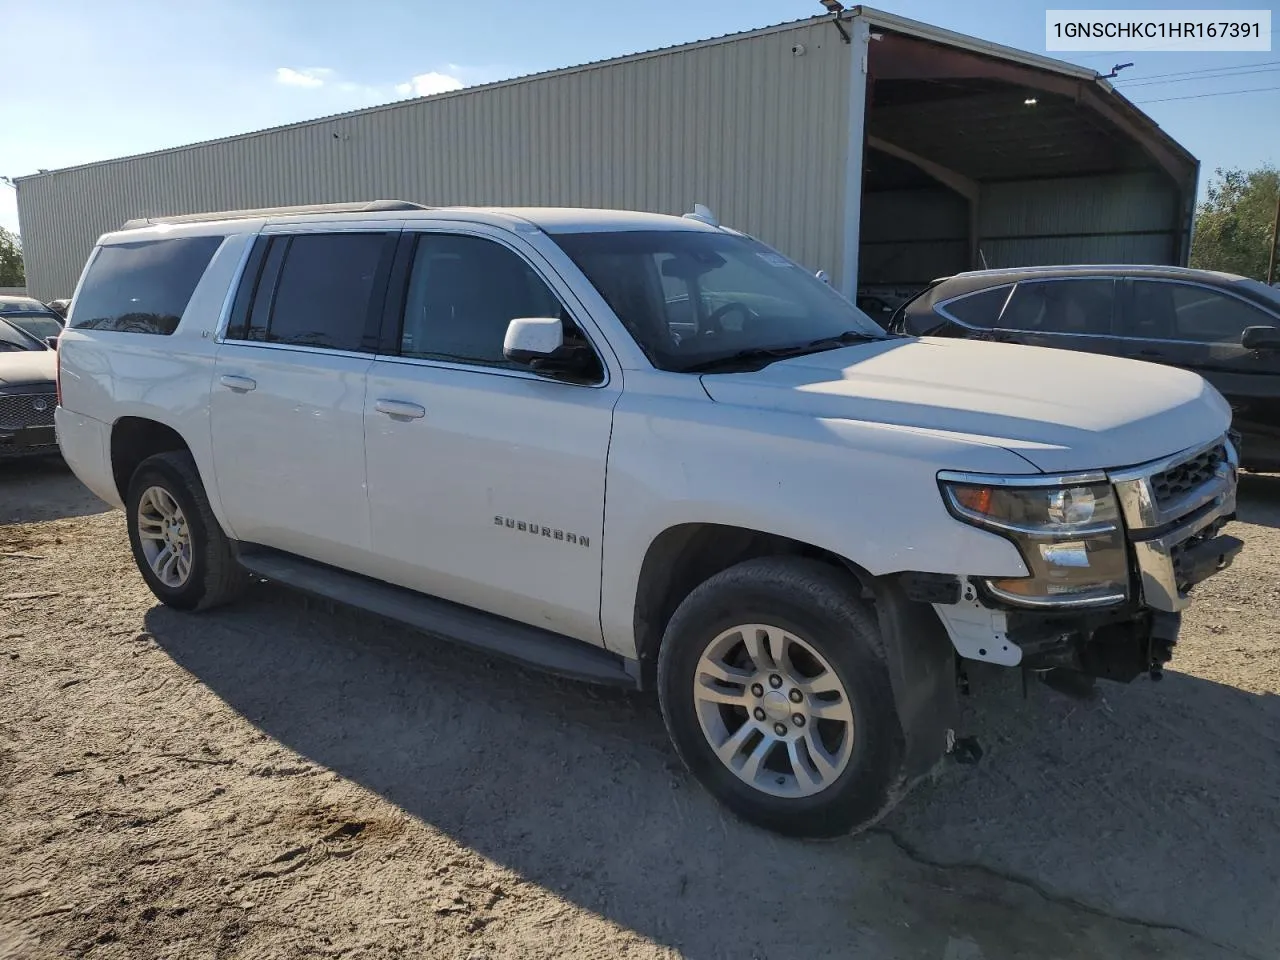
939,474 -> 1129,608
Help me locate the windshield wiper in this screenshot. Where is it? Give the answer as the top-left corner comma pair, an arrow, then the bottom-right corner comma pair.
681,331 -> 889,373
804,329 -> 890,349
680,346 -> 811,373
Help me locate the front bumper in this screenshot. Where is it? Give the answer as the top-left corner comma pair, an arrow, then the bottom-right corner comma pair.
0,385 -> 58,459
931,433 -> 1241,679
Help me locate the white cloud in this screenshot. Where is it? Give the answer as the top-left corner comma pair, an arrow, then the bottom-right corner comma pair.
394,71 -> 465,98
275,67 -> 334,89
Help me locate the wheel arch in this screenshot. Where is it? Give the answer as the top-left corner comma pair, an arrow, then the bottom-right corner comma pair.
109,416 -> 191,503
631,522 -> 875,689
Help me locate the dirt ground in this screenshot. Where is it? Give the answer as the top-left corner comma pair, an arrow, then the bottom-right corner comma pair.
1,457 -> 1277,960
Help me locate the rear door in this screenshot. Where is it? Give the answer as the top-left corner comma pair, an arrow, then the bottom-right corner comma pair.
210,224 -> 398,568
992,278 -> 1122,357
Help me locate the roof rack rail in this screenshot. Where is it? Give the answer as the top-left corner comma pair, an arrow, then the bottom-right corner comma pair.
120,199 -> 430,230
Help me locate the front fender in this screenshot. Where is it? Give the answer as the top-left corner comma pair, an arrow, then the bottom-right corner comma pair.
599,390 -> 1031,658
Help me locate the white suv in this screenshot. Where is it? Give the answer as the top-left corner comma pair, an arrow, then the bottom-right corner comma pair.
54,201 -> 1242,837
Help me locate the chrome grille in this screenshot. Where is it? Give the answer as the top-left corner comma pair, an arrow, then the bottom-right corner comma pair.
1150,444 -> 1225,510
0,392 -> 56,430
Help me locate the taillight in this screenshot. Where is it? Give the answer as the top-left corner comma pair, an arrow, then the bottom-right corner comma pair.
55,346 -> 63,406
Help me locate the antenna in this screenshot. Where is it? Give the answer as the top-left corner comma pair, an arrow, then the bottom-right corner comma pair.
1101,62 -> 1135,80
683,203 -> 720,227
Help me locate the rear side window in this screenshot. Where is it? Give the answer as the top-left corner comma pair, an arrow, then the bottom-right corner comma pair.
71,236 -> 222,335
1000,279 -> 1116,335
936,286 -> 1012,328
229,233 -> 391,352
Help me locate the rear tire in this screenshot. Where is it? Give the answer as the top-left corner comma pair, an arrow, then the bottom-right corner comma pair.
125,451 -> 246,611
657,557 -> 905,838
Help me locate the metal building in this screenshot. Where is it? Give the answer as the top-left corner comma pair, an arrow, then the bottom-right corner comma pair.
15,6 -> 1197,305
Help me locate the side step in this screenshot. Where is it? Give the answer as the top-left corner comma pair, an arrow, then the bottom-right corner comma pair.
236,546 -> 638,688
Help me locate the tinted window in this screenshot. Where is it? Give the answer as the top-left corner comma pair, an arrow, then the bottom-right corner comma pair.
71,236 -> 222,334
1000,279 -> 1115,335
246,238 -> 288,342
261,233 -> 388,351
1126,280 -> 1278,344
937,286 -> 1012,328
400,234 -> 568,367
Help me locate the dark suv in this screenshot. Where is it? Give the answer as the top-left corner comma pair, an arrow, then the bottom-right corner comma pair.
889,266 -> 1280,471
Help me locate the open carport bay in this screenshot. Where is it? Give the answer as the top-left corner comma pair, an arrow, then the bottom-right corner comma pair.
0,460 -> 1277,960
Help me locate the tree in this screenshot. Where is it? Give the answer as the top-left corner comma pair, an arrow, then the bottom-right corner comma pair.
0,227 -> 23,287
1190,165 -> 1280,281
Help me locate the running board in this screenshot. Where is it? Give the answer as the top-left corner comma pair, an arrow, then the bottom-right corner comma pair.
235,546 -> 638,688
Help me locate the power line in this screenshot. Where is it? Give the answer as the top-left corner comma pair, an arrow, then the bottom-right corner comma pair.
1133,83 -> 1280,104
1120,65 -> 1280,87
1116,59 -> 1280,85
1067,27 -> 1275,61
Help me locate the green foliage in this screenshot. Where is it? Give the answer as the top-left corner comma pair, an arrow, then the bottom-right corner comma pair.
0,227 -> 23,287
1190,165 -> 1280,281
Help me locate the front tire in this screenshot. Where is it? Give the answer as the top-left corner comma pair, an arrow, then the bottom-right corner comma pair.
657,557 -> 905,838
126,451 -> 246,611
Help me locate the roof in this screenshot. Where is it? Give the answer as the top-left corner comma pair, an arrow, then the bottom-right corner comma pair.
0,296 -> 55,313
916,264 -> 1280,311
950,264 -> 1251,283
12,7 -> 1113,184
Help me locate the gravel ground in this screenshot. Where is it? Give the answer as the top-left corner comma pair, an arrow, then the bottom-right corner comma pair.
0,457 -> 1277,960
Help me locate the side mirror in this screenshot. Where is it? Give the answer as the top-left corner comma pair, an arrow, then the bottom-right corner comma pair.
815,270 -> 831,285
503,317 -> 563,364
503,317 -> 601,383
45,336 -> 59,351
1241,326 -> 1280,351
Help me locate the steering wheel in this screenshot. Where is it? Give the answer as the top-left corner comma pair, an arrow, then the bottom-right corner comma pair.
705,300 -> 758,335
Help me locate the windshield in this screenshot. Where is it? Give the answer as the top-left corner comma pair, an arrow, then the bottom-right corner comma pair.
2,313 -> 62,343
552,230 -> 886,372
0,318 -> 45,352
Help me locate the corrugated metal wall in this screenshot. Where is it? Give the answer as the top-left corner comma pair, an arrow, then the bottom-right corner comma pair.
859,187 -> 968,285
979,172 -> 1180,268
17,21 -> 851,300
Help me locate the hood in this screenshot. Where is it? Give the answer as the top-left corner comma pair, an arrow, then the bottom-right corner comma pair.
0,349 -> 57,387
699,337 -> 1230,474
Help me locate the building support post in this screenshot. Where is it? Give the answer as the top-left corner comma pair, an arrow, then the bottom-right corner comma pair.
840,15 -> 872,300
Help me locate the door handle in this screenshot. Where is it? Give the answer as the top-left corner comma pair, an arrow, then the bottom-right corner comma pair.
375,399 -> 426,420
219,374 -> 257,392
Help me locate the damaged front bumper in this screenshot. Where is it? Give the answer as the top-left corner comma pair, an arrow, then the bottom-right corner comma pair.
927,434 -> 1242,682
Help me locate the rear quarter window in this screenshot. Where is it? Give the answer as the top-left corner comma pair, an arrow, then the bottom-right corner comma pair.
936,285 -> 1013,328
70,236 -> 223,335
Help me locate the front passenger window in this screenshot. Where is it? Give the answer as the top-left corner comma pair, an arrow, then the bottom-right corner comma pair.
400,234 -> 597,376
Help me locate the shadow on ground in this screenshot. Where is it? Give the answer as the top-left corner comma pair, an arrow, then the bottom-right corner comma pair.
0,457 -> 109,524
1238,472 -> 1280,529
146,582 -> 1277,960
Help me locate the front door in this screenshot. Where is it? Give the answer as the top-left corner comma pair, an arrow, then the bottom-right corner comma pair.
362,226 -> 620,645
210,227 -> 398,567
1115,278 -> 1280,464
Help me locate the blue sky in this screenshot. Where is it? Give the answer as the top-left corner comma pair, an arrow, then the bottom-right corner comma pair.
1,0 -> 1277,235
